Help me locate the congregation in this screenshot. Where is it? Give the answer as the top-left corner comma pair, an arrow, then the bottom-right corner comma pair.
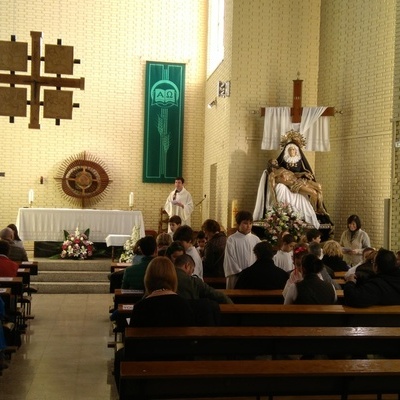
3,206 -> 400,397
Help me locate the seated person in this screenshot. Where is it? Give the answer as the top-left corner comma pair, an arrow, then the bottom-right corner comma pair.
235,241 -> 289,290
156,232 -> 172,256
108,238 -> 143,292
129,257 -> 195,326
308,242 -> 341,289
173,225 -> 203,280
344,248 -> 400,307
273,233 -> 297,272
284,253 -> 337,305
322,240 -> 349,272
114,256 -> 195,389
283,245 -> 340,300
201,219 -> 226,278
0,240 -> 18,277
174,254 -> 232,304
0,227 -> 28,262
165,241 -> 186,263
7,224 -> 26,250
121,236 -> 157,290
345,247 -> 376,281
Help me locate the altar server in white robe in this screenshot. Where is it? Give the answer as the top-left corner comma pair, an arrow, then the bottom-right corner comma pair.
164,177 -> 194,229
223,210 -> 261,289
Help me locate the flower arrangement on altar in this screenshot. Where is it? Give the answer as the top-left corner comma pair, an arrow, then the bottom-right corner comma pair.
61,227 -> 94,259
119,225 -> 141,263
257,202 -> 308,247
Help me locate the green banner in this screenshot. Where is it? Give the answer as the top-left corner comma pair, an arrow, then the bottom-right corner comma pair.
143,61 -> 185,183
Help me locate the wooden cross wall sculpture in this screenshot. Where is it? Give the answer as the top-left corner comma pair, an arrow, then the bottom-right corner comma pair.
0,31 -> 85,129
260,77 -> 335,122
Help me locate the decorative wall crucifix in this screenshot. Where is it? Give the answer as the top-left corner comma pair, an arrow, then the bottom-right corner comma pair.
0,31 -> 85,129
260,77 -> 335,121
260,77 -> 335,151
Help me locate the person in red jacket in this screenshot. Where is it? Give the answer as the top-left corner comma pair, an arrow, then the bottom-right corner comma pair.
0,240 -> 18,277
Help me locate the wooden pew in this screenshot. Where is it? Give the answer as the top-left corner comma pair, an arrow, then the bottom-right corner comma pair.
119,358 -> 400,400
113,289 -> 145,309
203,276 -> 226,289
219,303 -> 400,327
110,262 -> 129,273
218,289 -> 344,304
123,325 -> 400,360
0,277 -> 23,296
17,261 -> 39,276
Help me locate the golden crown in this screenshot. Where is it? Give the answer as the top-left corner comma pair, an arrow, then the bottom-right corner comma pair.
280,130 -> 307,150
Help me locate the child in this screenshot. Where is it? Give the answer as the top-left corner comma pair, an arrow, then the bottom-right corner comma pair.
273,233 -> 297,272
306,228 -> 322,244
173,225 -> 203,280
168,215 -> 182,238
223,210 -> 261,289
195,231 -> 206,259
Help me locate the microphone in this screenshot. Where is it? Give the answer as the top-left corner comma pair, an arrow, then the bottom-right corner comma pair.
173,190 -> 178,201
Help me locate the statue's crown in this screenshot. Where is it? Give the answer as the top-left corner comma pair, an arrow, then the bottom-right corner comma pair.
280,130 -> 307,150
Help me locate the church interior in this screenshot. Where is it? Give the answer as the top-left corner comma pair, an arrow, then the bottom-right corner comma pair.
1,0 -> 400,399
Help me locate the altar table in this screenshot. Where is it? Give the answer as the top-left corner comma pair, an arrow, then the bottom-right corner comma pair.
16,208 -> 145,242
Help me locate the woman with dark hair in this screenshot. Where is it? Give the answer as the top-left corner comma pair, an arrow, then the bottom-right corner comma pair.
284,254 -> 337,305
339,215 -> 371,266
7,224 -> 25,249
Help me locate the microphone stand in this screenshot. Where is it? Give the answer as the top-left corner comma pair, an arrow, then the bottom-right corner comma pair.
195,194 -> 207,208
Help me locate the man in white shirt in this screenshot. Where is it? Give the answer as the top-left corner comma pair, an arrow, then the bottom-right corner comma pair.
164,177 -> 194,228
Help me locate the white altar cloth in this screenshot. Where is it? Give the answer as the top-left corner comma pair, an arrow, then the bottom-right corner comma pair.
16,208 -> 145,242
105,234 -> 131,247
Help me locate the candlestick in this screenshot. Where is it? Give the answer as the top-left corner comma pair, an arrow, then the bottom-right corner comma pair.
231,199 -> 238,228
28,189 -> 34,207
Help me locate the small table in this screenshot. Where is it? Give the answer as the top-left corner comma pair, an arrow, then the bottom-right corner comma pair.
106,234 -> 131,262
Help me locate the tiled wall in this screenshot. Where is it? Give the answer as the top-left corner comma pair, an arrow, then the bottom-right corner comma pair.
1,0 -> 398,250
317,0 -> 396,248
0,0 -> 207,233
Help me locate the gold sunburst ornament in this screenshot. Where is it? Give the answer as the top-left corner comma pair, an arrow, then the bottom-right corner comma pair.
55,151 -> 112,208
280,130 -> 307,150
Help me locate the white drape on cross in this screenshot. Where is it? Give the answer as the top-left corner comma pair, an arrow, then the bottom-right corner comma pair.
261,107 -> 330,151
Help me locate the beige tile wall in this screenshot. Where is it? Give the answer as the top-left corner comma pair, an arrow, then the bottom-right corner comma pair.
1,0 -> 398,250
317,0 -> 395,248
0,0 -> 207,233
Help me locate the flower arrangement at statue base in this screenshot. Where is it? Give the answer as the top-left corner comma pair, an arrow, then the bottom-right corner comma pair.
119,225 -> 141,263
61,227 -> 94,259
256,202 -> 308,247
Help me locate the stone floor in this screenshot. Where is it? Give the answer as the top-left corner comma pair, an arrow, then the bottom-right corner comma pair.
1,293 -> 398,400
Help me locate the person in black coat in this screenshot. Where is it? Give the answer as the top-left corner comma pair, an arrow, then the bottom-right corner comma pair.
235,241 -> 289,290
344,248 -> 400,308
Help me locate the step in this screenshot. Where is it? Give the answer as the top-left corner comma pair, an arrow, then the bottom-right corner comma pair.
31,270 -> 109,283
32,258 -> 111,272
33,282 -> 110,294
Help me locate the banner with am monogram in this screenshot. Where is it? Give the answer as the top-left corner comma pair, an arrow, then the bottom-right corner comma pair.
143,61 -> 185,183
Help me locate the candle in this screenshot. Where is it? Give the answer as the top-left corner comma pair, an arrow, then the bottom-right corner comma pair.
28,189 -> 34,203
129,192 -> 134,207
231,199 -> 238,228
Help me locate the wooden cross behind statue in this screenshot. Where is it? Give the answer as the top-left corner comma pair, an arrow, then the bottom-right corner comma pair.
260,78 -> 335,122
0,31 -> 85,129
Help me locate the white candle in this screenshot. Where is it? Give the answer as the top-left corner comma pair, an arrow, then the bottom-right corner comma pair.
129,192 -> 134,207
28,189 -> 34,203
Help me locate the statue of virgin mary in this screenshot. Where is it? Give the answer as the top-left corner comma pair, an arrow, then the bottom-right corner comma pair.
254,130 -> 332,231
